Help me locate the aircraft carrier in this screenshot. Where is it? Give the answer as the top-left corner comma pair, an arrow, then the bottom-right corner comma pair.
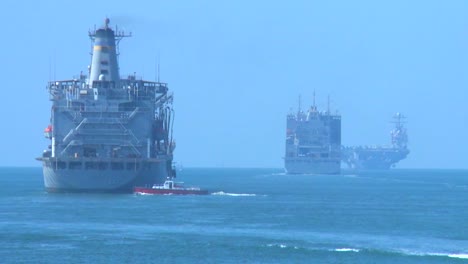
284,95 -> 341,174
342,113 -> 409,170
37,19 -> 176,192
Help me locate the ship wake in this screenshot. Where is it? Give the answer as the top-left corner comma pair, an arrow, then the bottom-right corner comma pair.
211,191 -> 258,197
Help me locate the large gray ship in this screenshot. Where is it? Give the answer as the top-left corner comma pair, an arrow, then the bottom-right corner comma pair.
36,19 -> 176,192
284,96 -> 341,174
341,113 -> 409,170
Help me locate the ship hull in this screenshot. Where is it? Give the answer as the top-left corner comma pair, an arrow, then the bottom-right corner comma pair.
41,158 -> 170,193
285,158 -> 340,175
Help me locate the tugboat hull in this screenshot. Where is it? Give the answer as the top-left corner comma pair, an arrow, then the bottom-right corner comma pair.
133,187 -> 209,195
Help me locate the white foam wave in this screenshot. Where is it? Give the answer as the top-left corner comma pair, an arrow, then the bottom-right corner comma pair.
399,250 -> 468,260
334,248 -> 360,253
448,254 -> 468,259
266,243 -> 295,249
425,253 -> 468,259
267,244 -> 288,248
266,244 -> 360,252
211,191 -> 257,197
134,192 -> 153,196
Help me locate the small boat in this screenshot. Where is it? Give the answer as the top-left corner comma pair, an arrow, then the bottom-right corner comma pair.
134,178 -> 209,195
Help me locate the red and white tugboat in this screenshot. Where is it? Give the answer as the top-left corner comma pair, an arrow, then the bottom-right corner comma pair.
134,178 -> 209,195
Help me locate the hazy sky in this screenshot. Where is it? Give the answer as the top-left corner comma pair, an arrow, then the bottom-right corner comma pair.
0,0 -> 467,168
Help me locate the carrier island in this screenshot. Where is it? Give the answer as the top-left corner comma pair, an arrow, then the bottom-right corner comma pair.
37,19 -> 176,192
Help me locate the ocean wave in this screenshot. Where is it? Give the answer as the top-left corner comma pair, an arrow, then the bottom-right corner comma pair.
264,244 -> 468,258
420,252 -> 468,259
388,249 -> 468,260
448,254 -> 468,259
265,243 -> 299,250
333,248 -> 360,253
322,247 -> 466,259
211,191 -> 257,197
265,244 -> 361,253
134,192 -> 151,196
270,172 -> 286,176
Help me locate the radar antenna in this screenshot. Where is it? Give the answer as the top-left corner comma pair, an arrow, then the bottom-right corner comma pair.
104,17 -> 110,29
392,112 -> 406,129
313,90 -> 316,108
298,94 -> 302,114
157,55 -> 160,83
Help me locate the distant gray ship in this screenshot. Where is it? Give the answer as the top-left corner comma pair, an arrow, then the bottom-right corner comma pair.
284,96 -> 341,174
37,19 -> 176,192
342,113 -> 409,170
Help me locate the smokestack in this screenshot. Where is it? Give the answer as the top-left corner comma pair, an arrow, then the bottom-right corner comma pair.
88,18 -> 120,85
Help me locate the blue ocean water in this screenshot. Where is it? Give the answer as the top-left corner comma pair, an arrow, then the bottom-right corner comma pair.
0,167 -> 467,263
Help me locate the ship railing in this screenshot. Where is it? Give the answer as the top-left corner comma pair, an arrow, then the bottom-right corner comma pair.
65,129 -> 142,145
120,79 -> 168,97
62,138 -> 137,145
61,115 -> 140,125
61,124 -> 143,150
52,105 -> 151,114
76,129 -> 133,135
47,80 -> 87,100
48,81 -> 168,102
120,78 -> 168,88
59,139 -> 142,157
47,80 -> 85,90
84,117 -> 124,124
47,79 -> 168,91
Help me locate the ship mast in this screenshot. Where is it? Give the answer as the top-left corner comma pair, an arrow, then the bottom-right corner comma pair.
391,112 -> 408,148
298,94 -> 302,115
313,90 -> 316,108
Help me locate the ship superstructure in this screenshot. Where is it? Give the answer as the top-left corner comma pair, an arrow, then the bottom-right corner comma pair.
37,19 -> 176,192
284,96 -> 341,174
342,113 -> 409,170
